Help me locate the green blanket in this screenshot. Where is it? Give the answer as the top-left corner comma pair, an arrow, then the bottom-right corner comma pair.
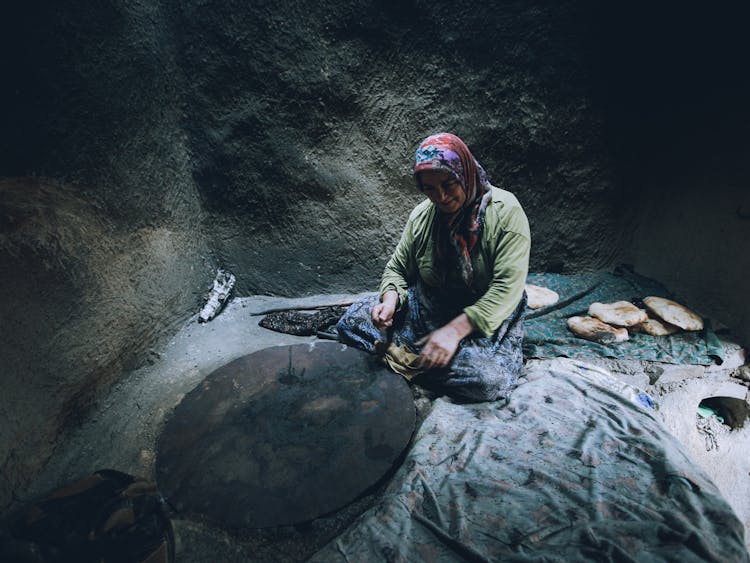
523,267 -> 725,365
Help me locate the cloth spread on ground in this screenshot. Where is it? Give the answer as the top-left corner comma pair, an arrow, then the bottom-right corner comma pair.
311,359 -> 749,562
523,267 -> 725,365
258,306 -> 348,336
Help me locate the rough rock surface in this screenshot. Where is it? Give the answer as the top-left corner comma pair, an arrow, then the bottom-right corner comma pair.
1,0 -> 216,508
602,6 -> 750,348
0,178 -> 210,510
2,1 -> 635,295
176,1 -> 636,294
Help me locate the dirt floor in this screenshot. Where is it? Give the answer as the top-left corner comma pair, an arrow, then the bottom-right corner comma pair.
21,293 -> 750,560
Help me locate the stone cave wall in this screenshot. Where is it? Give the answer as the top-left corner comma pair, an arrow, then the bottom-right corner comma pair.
594,5 -> 750,347
631,185 -> 750,348
178,0 -> 631,294
2,0 -> 747,511
0,1 -> 213,507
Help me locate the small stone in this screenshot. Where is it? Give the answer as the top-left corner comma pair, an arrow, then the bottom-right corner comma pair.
656,365 -> 704,385
732,365 -> 750,383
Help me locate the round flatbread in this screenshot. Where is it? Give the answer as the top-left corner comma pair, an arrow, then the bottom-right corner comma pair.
588,301 -> 648,327
567,316 -> 629,344
632,317 -> 681,336
525,284 -> 559,309
643,296 -> 703,331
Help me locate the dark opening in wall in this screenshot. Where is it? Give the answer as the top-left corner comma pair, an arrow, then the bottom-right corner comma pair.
699,397 -> 749,431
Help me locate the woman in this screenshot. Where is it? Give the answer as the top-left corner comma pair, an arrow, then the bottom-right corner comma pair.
337,133 -> 530,403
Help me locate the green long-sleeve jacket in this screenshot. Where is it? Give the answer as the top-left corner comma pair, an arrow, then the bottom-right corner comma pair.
379,186 -> 530,337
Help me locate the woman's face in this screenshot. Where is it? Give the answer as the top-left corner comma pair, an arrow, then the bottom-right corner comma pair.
418,169 -> 466,214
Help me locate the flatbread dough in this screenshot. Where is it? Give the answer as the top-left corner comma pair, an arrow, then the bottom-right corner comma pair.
643,296 -> 704,331
631,317 -> 681,336
588,301 -> 648,327
525,284 -> 559,309
567,316 -> 629,344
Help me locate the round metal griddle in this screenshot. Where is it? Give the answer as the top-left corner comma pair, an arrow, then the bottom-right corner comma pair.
156,342 -> 415,528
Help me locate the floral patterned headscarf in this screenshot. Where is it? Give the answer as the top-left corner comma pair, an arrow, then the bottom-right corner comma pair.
414,132 -> 493,287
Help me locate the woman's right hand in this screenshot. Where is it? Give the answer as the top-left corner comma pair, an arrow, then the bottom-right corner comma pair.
372,290 -> 398,330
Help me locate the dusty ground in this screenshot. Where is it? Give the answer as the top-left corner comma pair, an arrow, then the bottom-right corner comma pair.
20,293 -> 750,559
22,292 -> 376,561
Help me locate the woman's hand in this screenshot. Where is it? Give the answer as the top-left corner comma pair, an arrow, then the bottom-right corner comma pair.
416,313 -> 474,369
372,291 -> 398,330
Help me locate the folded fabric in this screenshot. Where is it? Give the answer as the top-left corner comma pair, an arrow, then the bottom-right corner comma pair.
382,342 -> 425,381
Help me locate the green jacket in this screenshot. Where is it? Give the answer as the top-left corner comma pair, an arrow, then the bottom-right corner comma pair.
379,186 -> 530,337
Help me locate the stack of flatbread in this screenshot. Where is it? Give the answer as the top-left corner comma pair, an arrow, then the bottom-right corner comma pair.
567,296 -> 704,344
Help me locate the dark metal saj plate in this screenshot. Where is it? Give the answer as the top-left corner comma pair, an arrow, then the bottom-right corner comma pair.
156,342 -> 415,528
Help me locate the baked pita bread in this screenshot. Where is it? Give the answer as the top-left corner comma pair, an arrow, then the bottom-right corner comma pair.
525,284 -> 559,309
567,316 -> 629,344
632,317 -> 681,336
643,296 -> 704,331
588,301 -> 648,327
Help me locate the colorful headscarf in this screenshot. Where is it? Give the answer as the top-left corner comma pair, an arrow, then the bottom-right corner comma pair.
414,132 -> 493,287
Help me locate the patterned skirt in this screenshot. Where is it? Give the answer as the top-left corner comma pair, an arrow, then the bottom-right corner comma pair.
336,281 -> 526,403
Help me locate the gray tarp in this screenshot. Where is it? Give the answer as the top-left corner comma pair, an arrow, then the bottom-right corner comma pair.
311,360 -> 749,562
